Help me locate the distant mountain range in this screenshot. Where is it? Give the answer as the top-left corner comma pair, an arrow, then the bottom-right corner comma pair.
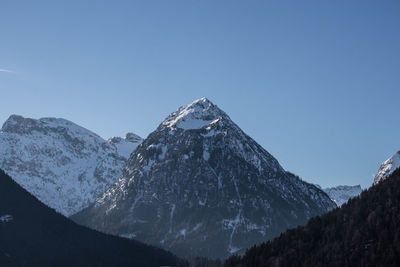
72,98 -> 336,259
0,169 -> 185,267
1,99 -> 393,262
323,185 -> 362,206
0,115 -> 142,216
224,168 -> 400,267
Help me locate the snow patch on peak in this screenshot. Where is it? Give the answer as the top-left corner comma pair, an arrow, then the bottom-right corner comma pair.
108,133 -> 143,159
162,98 -> 227,130
374,151 -> 400,185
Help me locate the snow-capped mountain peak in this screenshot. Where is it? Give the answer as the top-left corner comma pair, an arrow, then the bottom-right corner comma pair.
162,97 -> 228,130
0,115 -> 142,216
73,98 -> 335,259
374,151 -> 400,185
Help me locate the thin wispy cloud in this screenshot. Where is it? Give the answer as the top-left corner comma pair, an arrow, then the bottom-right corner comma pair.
0,68 -> 14,73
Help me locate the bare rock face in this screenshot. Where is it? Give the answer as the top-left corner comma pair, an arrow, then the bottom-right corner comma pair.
72,98 -> 335,259
0,115 -> 142,216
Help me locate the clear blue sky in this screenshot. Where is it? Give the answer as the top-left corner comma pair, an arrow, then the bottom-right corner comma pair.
1,0 -> 399,189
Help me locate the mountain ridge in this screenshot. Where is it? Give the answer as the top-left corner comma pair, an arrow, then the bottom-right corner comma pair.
0,114 -> 142,216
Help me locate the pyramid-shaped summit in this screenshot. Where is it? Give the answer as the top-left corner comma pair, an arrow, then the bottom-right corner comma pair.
73,98 -> 335,259
162,97 -> 228,130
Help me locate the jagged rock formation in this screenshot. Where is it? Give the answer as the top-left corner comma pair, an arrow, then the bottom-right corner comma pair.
72,98 -> 335,259
0,115 -> 142,216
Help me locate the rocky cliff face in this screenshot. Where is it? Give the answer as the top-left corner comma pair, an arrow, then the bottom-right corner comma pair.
0,115 -> 142,216
72,98 -> 336,259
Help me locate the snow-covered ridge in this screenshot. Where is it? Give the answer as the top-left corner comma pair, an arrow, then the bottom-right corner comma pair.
3,115 -> 101,139
374,151 -> 400,185
323,185 -> 362,206
0,115 -> 142,216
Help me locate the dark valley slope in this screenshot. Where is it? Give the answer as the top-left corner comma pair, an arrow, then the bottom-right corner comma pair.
224,168 -> 400,267
72,98 -> 335,259
0,169 -> 185,267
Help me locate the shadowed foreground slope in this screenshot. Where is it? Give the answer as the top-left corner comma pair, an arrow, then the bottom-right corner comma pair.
224,169 -> 400,267
0,169 -> 186,267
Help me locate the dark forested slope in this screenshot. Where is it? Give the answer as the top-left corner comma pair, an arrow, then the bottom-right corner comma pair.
224,168 -> 400,267
0,169 -> 186,267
